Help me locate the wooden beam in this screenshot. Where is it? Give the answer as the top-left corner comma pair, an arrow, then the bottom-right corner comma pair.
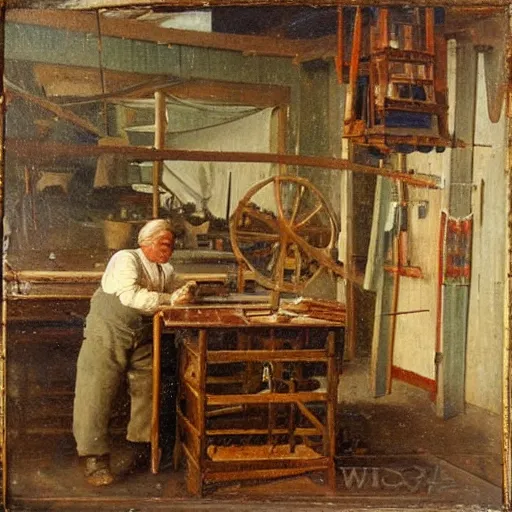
163,79 -> 290,108
32,63 -> 169,98
6,9 -> 338,62
33,63 -> 292,108
6,87 -> 103,136
5,139 -> 441,189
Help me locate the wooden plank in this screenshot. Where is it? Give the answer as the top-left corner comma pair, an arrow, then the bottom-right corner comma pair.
368,176 -> 394,397
203,455 -> 329,473
206,427 -> 319,436
32,62 -> 163,98
5,139 -> 441,189
4,269 -> 103,282
204,466 -> 327,483
163,79 -> 290,108
207,392 -> 327,406
207,349 -> 327,363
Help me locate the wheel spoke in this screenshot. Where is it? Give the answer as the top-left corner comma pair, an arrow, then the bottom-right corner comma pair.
289,184 -> 306,224
294,202 -> 324,230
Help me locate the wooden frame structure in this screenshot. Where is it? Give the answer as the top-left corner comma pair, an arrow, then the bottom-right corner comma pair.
344,6 -> 452,153
151,304 -> 344,495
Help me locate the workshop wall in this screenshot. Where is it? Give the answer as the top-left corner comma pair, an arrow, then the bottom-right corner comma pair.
4,21 -> 342,265
466,52 -> 507,415
390,42 -> 506,416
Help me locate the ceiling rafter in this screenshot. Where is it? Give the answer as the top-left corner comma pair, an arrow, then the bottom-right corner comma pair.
6,9 -> 338,62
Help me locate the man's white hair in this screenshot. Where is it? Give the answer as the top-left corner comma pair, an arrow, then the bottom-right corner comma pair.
138,219 -> 173,246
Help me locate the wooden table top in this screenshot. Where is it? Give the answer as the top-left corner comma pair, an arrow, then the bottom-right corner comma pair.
159,298 -> 345,329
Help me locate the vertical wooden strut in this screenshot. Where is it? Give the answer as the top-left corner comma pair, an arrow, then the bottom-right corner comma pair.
386,153 -> 407,394
196,329 -> 208,497
151,311 -> 162,473
326,329 -> 338,489
344,6 -> 362,129
153,91 -> 167,219
335,6 -> 344,85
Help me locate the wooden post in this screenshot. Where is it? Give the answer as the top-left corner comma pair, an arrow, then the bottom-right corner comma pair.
425,8 -> 435,54
439,39 -> 477,419
326,329 -> 337,489
386,153 -> 407,394
196,329 -> 208,497
345,149 -> 356,361
344,6 -> 362,129
378,8 -> 389,50
152,91 -> 167,219
151,311 -> 162,473
335,6 -> 344,85
278,104 -> 287,176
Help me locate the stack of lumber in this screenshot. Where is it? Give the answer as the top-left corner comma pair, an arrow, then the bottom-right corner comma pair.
280,298 -> 346,323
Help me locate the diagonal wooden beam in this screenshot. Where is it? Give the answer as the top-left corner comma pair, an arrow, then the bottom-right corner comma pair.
6,87 -> 103,137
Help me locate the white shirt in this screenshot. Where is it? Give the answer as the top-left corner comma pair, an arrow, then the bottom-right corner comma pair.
101,248 -> 175,314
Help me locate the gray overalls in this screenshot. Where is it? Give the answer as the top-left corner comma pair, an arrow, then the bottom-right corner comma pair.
73,266 -> 154,456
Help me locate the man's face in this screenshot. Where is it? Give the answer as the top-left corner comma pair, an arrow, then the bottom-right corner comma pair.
143,231 -> 175,264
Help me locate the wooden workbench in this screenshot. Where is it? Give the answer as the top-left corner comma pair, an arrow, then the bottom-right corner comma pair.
151,299 -> 345,495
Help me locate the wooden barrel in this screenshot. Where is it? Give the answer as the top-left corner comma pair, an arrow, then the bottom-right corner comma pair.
103,220 -> 134,251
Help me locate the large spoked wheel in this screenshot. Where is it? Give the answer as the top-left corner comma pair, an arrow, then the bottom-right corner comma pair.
230,175 -> 344,294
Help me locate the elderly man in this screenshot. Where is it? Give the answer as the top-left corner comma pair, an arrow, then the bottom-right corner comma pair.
73,218 -> 195,486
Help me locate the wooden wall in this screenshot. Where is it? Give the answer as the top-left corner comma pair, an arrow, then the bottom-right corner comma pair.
390,41 -> 506,416
465,52 -> 507,415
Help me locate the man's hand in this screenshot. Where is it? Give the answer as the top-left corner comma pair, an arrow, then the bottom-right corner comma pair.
169,281 -> 198,306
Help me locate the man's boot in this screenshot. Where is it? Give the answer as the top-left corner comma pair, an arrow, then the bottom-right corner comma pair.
127,442 -> 151,473
84,454 -> 114,486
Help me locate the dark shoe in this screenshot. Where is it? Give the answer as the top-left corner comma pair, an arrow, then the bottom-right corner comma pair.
84,454 -> 114,486
124,442 -> 151,473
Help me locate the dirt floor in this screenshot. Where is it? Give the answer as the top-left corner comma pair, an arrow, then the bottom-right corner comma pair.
6,357 -> 503,512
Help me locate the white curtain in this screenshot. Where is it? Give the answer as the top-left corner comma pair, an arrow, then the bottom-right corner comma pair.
162,107 -> 277,219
